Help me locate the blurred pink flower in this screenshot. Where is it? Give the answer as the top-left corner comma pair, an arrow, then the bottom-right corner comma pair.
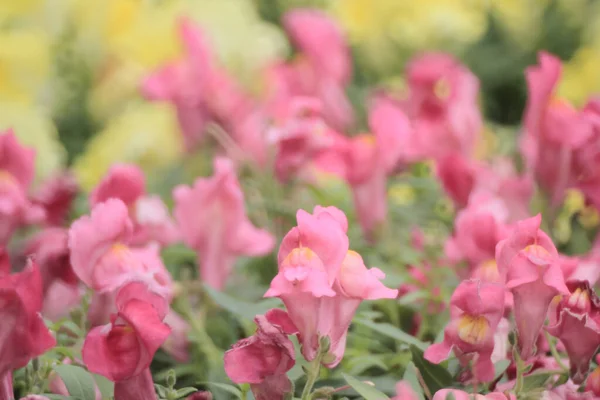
31,173 -> 78,227
573,98 -> 600,210
224,309 -> 297,400
436,153 -> 476,208
390,381 -> 420,400
402,53 -> 482,161
521,51 -> 591,206
174,158 -> 274,289
496,214 -> 568,360
424,279 -> 505,382
547,280 -> 600,383
69,199 -> 173,297
82,282 -> 170,399
433,389 -> 515,400
345,96 -> 411,239
0,129 -> 45,243
0,260 -> 56,396
91,164 -> 178,247
163,310 -> 190,363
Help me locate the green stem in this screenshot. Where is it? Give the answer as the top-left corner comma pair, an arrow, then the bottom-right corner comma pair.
513,348 -> 526,395
300,354 -> 324,400
544,331 -> 569,372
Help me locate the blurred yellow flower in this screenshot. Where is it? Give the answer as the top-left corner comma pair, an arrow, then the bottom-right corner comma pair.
0,28 -> 50,106
0,0 -> 44,24
73,103 -> 183,191
558,47 -> 600,107
489,0 -> 548,49
0,103 -> 66,183
389,183 -> 416,206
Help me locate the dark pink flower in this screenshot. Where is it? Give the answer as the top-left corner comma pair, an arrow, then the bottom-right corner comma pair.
173,158 -> 274,289
90,164 -> 178,247
0,129 -> 45,243
547,280 -> 600,383
0,260 -> 56,395
402,53 -> 482,161
496,214 -> 569,360
82,282 -> 170,400
31,173 -> 78,227
224,309 -> 297,400
425,279 -> 505,382
436,153 -> 476,208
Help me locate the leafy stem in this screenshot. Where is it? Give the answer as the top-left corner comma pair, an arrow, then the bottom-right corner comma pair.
300,337 -> 330,400
544,331 -> 569,372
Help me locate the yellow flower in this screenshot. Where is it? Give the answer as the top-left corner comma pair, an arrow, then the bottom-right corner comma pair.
73,103 -> 183,191
0,103 -> 66,183
558,47 -> 600,107
489,0 -> 548,49
388,183 -> 416,206
0,0 -> 44,24
0,28 -> 50,106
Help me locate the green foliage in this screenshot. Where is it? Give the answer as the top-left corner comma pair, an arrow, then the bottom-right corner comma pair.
52,365 -> 98,400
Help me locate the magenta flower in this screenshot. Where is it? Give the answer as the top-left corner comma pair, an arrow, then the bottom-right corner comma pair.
0,129 -> 45,243
82,281 -> 170,400
0,260 -> 56,396
345,95 -> 411,239
546,280 -> 600,383
424,279 -> 505,382
496,214 -> 569,360
401,53 -> 482,161
69,199 -> 173,298
224,309 -> 297,400
31,172 -> 78,227
174,158 -> 274,289
436,153 -> 477,208
521,52 -> 591,206
90,164 -> 178,247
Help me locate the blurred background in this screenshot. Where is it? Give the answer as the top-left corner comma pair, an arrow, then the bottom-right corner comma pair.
2,0 -> 600,190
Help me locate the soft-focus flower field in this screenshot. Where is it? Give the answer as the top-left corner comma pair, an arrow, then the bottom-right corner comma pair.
4,1 -> 600,399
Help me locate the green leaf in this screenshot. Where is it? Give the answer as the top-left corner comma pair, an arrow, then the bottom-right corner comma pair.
204,284 -> 281,321
342,374 -> 390,400
176,387 -> 199,398
354,318 -> 428,351
92,373 -> 114,398
494,359 -> 511,380
409,345 -> 453,394
53,365 -> 97,400
199,382 -> 242,398
41,395 -> 75,400
522,372 -> 554,392
402,362 -> 425,400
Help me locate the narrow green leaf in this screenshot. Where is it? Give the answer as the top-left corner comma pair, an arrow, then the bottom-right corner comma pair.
41,395 -> 74,400
522,372 -> 554,392
354,318 -> 428,351
409,345 -> 453,394
176,387 -> 199,398
402,362 -> 425,400
92,373 -> 114,398
199,382 -> 242,398
204,284 -> 281,321
53,365 -> 97,400
342,373 -> 390,400
494,359 -> 511,380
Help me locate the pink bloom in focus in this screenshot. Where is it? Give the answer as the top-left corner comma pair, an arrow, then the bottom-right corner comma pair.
547,280 -> 600,383
424,279 -> 505,382
69,199 -> 173,297
82,281 -> 171,400
521,52 -> 591,206
32,173 -> 78,227
174,158 -> 274,289
402,53 -> 482,161
90,164 -> 178,247
0,129 -> 45,243
281,9 -> 354,131
345,96 -> 411,239
496,214 -> 569,360
224,309 -> 297,400
0,260 -> 56,396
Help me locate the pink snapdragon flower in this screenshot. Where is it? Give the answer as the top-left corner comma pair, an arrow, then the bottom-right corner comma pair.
496,214 -> 569,360
0,260 -> 56,397
344,96 -> 411,239
266,206 -> 397,367
174,158 -> 274,289
224,309 -> 297,400
547,280 -> 600,383
433,389 -> 515,400
521,52 -> 591,206
82,282 -> 171,400
0,129 -> 45,243
401,53 -> 482,161
90,164 -> 178,247
31,172 -> 78,227
424,279 -> 505,382
390,381 -> 420,400
68,199 -> 172,298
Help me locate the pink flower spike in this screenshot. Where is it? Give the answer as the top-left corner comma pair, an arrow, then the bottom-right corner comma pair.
82,281 -> 170,383
90,164 -> 146,208
547,280 -> 600,383
424,279 -> 505,382
174,158 -> 274,289
496,214 -> 568,359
